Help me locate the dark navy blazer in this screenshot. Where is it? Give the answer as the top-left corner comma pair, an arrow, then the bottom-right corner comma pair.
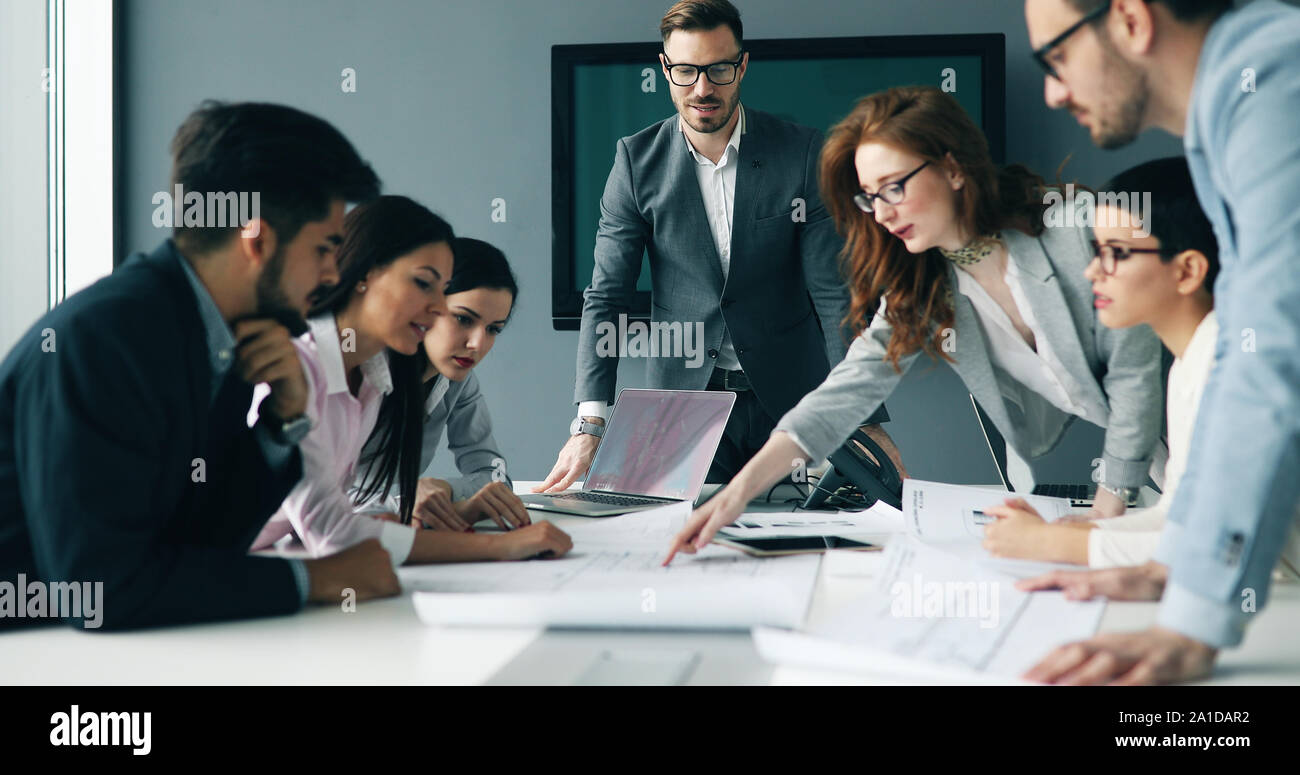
0,241 -> 304,630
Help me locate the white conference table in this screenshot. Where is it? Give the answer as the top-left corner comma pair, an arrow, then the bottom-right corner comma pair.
2,482 -> 1297,686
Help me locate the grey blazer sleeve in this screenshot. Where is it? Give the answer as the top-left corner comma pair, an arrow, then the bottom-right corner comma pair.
774,304 -> 916,461
436,373 -> 511,501
574,138 -> 651,405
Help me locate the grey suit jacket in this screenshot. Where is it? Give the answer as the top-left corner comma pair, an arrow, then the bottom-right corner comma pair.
414,373 -> 510,499
775,222 -> 1164,490
575,106 -> 886,425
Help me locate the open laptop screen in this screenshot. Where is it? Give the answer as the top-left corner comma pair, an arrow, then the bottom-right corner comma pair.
584,389 -> 735,501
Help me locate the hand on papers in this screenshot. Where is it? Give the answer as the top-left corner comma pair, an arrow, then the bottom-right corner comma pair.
302,538 -> 401,603
1015,560 -> 1168,601
412,478 -> 470,531
664,432 -> 811,564
663,485 -> 748,565
983,497 -> 1088,563
234,318 -> 308,419
490,521 -> 573,561
982,498 -> 1051,557
1023,626 -> 1217,685
454,481 -> 531,530
534,432 -> 600,493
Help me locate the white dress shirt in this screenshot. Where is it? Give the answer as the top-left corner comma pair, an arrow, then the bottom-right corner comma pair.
578,105 -> 746,422
1086,311 -> 1299,576
1083,312 -> 1218,567
954,254 -> 1111,429
249,314 -> 416,566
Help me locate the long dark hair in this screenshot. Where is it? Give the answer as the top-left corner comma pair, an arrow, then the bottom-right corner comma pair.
312,195 -> 454,525
820,86 -> 1052,370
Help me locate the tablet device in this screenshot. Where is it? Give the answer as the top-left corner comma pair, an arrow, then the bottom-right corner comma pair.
713,535 -> 880,556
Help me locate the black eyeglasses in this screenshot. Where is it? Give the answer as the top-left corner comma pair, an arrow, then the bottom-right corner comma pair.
1090,240 -> 1177,275
1032,0 -> 1112,80
853,161 -> 930,214
662,53 -> 745,87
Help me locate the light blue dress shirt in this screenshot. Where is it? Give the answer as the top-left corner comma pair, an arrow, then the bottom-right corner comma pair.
1154,0 -> 1300,647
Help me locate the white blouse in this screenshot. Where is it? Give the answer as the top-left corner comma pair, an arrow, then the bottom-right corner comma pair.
1085,310 -> 1300,579
954,257 -> 1110,429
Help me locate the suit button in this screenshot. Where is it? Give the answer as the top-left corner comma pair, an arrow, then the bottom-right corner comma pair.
708,348 -> 718,358
737,347 -> 746,356
720,298 -> 733,308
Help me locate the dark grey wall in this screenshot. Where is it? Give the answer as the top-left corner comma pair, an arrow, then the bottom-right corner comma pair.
120,0 -> 1185,485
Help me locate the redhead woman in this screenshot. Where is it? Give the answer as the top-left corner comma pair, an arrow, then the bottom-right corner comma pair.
667,86 -> 1164,562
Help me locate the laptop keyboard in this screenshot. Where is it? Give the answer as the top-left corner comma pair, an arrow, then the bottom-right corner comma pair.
1031,483 -> 1095,501
548,491 -> 669,507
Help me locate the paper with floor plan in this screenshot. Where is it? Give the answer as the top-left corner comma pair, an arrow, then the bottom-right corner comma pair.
754,534 -> 1104,679
407,502 -> 821,630
716,500 -> 904,540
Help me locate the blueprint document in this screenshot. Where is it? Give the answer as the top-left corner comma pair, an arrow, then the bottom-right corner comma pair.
752,481 -> 1102,679
407,502 -> 821,630
754,534 -> 1105,680
903,478 -> 1081,579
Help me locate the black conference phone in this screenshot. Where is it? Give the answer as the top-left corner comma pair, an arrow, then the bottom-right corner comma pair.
801,428 -> 904,512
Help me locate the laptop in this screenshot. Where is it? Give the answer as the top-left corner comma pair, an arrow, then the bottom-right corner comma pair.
969,394 -> 1138,508
519,389 -> 736,517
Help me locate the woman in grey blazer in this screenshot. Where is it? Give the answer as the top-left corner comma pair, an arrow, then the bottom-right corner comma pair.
667,86 -> 1165,560
355,237 -> 529,531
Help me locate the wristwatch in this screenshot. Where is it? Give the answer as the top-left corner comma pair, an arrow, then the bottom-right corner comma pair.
1099,483 -> 1137,504
259,408 -> 312,446
570,417 -> 605,439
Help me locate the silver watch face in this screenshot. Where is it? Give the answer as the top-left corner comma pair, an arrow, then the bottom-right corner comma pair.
570,417 -> 583,435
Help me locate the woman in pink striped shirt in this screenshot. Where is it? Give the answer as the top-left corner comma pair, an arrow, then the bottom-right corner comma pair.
252,196 -> 571,565
354,237 -> 531,532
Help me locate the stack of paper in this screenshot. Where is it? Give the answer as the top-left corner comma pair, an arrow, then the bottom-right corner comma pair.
755,534 -> 1105,680
752,480 -> 1105,681
716,500 -> 904,541
406,502 -> 821,630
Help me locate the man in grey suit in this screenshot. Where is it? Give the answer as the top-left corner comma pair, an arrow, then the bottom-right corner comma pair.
536,0 -> 899,493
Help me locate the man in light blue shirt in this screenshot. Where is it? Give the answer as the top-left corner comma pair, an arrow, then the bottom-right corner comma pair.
1022,0 -> 1300,683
